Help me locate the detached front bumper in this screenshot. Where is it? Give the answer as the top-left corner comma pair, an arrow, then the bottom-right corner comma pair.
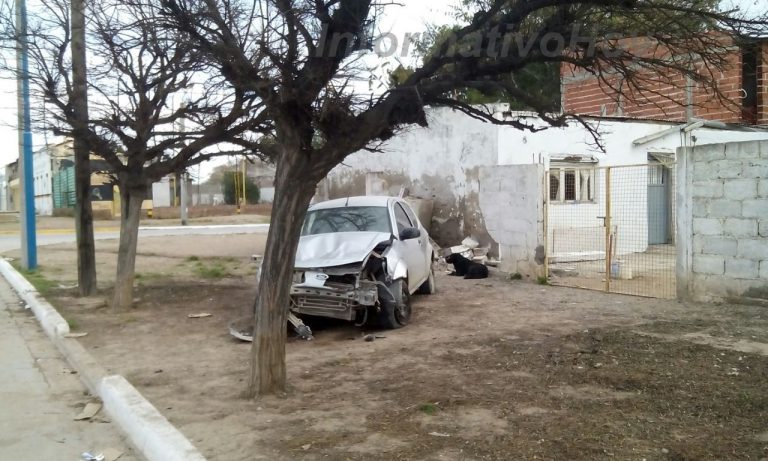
290,281 -> 378,321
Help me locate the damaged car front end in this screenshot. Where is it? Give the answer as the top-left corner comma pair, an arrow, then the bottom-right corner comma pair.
290,197 -> 434,329
291,232 -> 395,325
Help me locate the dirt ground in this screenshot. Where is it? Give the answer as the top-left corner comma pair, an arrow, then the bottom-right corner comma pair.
12,234 -> 768,461
549,245 -> 676,300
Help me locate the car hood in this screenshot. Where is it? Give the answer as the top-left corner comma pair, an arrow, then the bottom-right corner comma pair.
295,232 -> 392,269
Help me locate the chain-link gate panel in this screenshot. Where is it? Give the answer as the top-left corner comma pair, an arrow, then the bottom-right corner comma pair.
546,163 -> 676,299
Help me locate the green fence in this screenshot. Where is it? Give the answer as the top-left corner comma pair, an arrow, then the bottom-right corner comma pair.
52,166 -> 76,209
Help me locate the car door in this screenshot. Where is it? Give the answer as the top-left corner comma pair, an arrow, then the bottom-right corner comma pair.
391,201 -> 428,292
399,200 -> 432,274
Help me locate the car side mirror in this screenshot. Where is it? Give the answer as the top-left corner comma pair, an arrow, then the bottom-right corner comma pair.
399,227 -> 421,240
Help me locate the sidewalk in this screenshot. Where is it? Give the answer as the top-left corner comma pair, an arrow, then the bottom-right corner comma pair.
0,276 -> 138,460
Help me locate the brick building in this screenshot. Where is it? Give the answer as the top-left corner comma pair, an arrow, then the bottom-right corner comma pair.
562,35 -> 768,126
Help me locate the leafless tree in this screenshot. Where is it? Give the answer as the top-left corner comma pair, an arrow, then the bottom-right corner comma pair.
1,0 -> 268,310
166,0 -> 768,396
71,0 -> 97,296
0,0 -> 97,294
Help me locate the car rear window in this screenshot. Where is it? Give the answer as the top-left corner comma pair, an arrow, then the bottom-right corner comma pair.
301,206 -> 391,236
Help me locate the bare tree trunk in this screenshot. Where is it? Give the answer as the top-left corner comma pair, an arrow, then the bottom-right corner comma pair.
247,156 -> 316,397
111,184 -> 146,311
71,0 -> 97,296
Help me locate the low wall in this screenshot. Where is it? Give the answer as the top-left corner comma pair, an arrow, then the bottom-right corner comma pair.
478,164 -> 546,279
53,207 -> 113,220
677,141 -> 768,304
148,204 -> 272,219
323,107 -> 500,250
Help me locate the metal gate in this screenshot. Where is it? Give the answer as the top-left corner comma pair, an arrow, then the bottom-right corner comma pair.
545,163 -> 676,299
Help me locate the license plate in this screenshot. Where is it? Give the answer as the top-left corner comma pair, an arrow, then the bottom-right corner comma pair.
304,271 -> 329,287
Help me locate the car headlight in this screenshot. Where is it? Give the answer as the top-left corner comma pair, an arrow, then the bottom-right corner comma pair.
292,271 -> 304,284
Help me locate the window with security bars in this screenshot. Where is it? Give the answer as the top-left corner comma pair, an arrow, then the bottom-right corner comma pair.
648,164 -> 666,185
549,165 -> 597,203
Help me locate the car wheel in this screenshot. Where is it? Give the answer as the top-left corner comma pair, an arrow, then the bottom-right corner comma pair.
416,263 -> 436,295
378,279 -> 411,329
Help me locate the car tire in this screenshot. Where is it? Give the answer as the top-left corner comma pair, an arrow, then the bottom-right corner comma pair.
377,279 -> 411,329
416,263 -> 436,295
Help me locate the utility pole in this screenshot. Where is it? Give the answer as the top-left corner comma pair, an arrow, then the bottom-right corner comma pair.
241,158 -> 247,207
180,172 -> 188,225
71,0 -> 97,295
178,105 -> 187,225
16,0 -> 37,270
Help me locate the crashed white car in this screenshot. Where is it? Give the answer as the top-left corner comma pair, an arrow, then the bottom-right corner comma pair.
291,196 -> 436,329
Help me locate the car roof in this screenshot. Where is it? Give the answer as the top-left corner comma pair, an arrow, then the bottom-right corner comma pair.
309,196 -> 394,210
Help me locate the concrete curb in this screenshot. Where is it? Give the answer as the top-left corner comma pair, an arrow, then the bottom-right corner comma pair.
0,259 -> 69,337
0,258 -> 206,461
100,376 -> 205,461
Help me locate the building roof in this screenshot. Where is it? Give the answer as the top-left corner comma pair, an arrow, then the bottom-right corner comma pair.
498,109 -> 768,131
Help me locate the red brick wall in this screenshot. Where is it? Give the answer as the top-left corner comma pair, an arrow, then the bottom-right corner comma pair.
562,36 -> 751,124
759,42 -> 768,125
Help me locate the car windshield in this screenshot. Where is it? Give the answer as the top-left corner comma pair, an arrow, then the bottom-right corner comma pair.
301,206 -> 391,236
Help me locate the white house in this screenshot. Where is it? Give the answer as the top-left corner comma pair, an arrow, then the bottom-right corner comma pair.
496,114 -> 768,260
32,147 -> 54,216
322,107 -> 768,276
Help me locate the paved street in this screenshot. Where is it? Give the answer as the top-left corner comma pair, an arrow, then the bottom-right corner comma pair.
0,223 -> 270,253
0,276 -> 139,460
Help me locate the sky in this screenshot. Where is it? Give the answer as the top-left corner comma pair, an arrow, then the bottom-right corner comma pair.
0,1 -> 452,178
0,0 -> 763,179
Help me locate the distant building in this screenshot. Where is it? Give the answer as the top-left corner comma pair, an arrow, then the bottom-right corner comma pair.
7,139 -> 152,219
5,160 -> 19,212
245,159 -> 275,203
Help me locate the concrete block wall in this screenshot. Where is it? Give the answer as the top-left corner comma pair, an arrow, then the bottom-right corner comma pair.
759,42 -> 768,126
677,141 -> 768,303
478,165 -> 546,279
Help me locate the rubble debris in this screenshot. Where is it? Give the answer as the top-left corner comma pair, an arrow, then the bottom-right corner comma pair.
228,313 -> 314,342
187,313 -> 213,318
445,237 -> 492,267
64,332 -> 89,338
74,402 -> 102,421
550,268 -> 579,278
445,245 -> 473,259
228,316 -> 254,342
485,258 -> 500,267
288,312 -> 314,340
81,448 -> 123,461
461,236 -> 480,249
428,432 -> 451,437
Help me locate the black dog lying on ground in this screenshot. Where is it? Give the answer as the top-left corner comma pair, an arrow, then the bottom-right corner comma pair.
445,253 -> 489,279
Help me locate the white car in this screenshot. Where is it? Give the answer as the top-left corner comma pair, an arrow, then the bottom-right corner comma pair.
290,196 -> 436,329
